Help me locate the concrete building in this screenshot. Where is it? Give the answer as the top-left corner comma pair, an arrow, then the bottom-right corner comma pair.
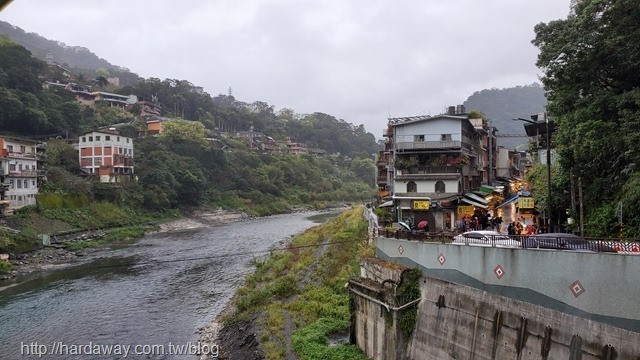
0,136 -> 40,212
78,129 -> 134,183
382,105 -> 495,231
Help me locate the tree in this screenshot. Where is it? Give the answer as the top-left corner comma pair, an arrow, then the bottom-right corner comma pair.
532,0 -> 640,235
94,75 -> 109,89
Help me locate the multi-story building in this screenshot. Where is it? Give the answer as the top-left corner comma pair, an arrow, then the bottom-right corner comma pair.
78,129 -> 134,183
91,91 -> 129,110
381,105 -> 493,231
127,95 -> 162,117
0,136 -> 40,212
496,147 -> 526,180
285,139 -> 309,155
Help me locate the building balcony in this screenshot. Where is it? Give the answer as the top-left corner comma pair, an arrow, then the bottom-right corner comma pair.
8,170 -> 38,177
396,172 -> 462,181
6,151 -> 37,160
396,140 -> 461,151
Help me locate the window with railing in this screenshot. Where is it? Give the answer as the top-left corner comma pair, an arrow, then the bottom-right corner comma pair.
435,181 -> 446,193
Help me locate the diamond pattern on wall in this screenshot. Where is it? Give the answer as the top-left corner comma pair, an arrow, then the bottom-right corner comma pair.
494,265 -> 505,279
570,280 -> 585,298
398,245 -> 404,255
437,253 -> 446,265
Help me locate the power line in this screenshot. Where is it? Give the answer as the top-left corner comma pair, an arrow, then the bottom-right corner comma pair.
76,239 -> 362,270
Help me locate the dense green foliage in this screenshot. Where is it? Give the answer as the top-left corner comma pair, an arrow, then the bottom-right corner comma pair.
533,0 -> 640,237
0,37 -> 378,216
225,207 -> 373,359
0,20 -> 140,86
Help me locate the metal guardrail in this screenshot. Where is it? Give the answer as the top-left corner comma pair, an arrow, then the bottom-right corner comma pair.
382,229 -> 640,254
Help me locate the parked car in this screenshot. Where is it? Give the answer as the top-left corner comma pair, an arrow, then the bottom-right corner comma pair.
522,233 -> 617,253
452,231 -> 520,248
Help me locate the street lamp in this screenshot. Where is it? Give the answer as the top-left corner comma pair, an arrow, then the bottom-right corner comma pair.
512,115 -> 553,233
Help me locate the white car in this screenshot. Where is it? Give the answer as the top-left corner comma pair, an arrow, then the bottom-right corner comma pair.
452,230 -> 520,248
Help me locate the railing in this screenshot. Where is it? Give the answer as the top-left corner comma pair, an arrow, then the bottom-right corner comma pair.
396,140 -> 461,150
8,170 -> 37,177
381,230 -> 640,254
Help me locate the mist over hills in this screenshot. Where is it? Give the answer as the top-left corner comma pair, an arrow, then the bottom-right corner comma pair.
464,83 -> 548,149
1,20 -> 548,150
0,20 -> 140,86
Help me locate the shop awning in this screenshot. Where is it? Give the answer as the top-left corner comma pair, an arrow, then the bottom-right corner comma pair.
378,200 -> 394,208
464,192 -> 489,204
495,194 -> 518,209
460,197 -> 488,209
478,185 -> 497,194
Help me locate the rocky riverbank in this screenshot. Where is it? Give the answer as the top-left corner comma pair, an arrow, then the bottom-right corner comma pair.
0,209 -> 252,282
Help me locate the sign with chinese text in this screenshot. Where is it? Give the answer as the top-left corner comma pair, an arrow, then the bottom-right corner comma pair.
412,200 -> 430,210
518,197 -> 535,209
457,206 -> 474,216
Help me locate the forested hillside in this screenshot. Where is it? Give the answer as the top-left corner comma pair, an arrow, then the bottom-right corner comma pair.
0,20 -> 140,86
0,36 -> 378,216
464,84 -> 547,149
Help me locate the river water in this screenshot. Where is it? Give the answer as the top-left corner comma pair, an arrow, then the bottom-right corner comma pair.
0,212 -> 335,359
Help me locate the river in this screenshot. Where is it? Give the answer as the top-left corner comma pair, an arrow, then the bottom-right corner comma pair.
0,211 -> 336,359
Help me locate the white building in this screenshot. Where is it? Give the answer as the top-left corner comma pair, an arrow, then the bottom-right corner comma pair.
78,129 -> 134,183
0,137 -> 39,211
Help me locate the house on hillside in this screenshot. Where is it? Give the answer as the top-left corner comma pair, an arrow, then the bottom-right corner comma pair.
91,91 -> 129,110
127,95 -> 162,117
0,136 -> 40,213
78,129 -> 134,183
381,105 -> 497,232
285,138 -> 308,155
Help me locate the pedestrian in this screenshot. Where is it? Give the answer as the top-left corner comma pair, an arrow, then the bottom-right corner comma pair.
461,217 -> 467,232
515,221 -> 523,235
508,222 -> 514,236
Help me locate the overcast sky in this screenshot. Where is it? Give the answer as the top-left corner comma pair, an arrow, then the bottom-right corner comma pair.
1,1 -> 571,135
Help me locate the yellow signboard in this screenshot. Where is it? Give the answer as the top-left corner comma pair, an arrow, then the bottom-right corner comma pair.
412,200 -> 430,210
457,206 -> 474,216
518,197 -> 535,209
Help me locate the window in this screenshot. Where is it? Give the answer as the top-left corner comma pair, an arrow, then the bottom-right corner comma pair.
82,137 -> 86,142
18,164 -> 23,171
126,138 -> 129,143
105,136 -> 111,141
32,180 -> 35,186
435,181 -> 446,193
89,136 -> 93,141
96,136 -> 101,141
407,181 -> 417,193
20,145 -> 26,153
128,148 -> 132,155
94,157 -> 102,165
7,145 -> 13,151
17,181 -> 21,188
414,135 -> 425,142
117,137 -> 120,142
24,180 -> 28,188
9,164 -> 15,171
9,179 -> 13,188
441,134 -> 452,141
25,164 -> 29,170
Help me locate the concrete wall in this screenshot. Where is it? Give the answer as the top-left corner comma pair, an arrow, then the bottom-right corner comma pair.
408,275 -> 640,359
353,256 -> 640,359
376,236 -> 640,331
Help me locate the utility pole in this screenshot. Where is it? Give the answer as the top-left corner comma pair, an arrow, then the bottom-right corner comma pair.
578,177 -> 584,236
545,113 -> 552,233
618,201 -> 623,239
570,170 -> 576,213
